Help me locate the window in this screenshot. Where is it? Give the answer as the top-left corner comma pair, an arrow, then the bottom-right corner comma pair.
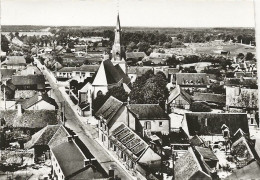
104,125 -> 106,131
159,122 -> 163,127
100,121 -> 102,127
104,136 -> 106,141
145,121 -> 151,129
251,118 -> 254,125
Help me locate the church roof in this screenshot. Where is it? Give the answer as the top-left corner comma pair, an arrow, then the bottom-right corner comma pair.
92,59 -> 128,86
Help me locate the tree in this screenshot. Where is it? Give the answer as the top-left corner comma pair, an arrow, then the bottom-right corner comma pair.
166,56 -> 179,67
190,102 -> 212,112
25,55 -> 34,64
245,52 -> 254,60
105,86 -> 128,102
130,71 -> 168,108
237,53 -> 245,59
1,35 -> 10,52
126,42 -> 137,52
137,42 -> 150,55
92,93 -> 106,113
210,84 -> 225,94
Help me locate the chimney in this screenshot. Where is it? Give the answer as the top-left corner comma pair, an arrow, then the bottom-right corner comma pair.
67,135 -> 73,142
38,92 -> 42,101
17,104 -> 22,116
109,166 -> 115,179
73,134 -> 79,140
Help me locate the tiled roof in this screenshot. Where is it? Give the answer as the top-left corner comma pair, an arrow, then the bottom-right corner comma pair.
126,52 -> 146,59
1,110 -> 58,128
168,85 -> 192,104
12,75 -> 45,86
110,123 -> 149,160
21,93 -> 57,109
226,161 -> 260,179
24,125 -> 61,149
17,65 -> 42,75
48,126 -> 71,148
95,96 -> 124,124
185,112 -> 249,136
193,92 -> 225,104
168,68 -> 179,74
127,104 -> 169,120
176,73 -> 208,86
175,148 -> 208,180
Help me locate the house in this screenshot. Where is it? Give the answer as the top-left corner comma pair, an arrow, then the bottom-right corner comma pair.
225,161 -> 260,180
77,102 -> 91,117
167,85 -> 193,112
56,65 -> 99,80
175,73 -> 209,92
231,136 -> 259,168
174,147 -> 212,180
0,69 -> 16,80
92,59 -> 130,98
127,104 -> 170,135
95,96 -> 129,148
12,75 -> 45,90
20,93 -> 57,110
193,92 -> 226,109
1,56 -> 26,70
0,107 -> 58,135
182,112 -> 249,144
224,78 -> 257,89
50,133 -> 107,180
125,52 -> 146,62
127,66 -> 153,83
194,146 -> 219,174
168,68 -> 179,83
24,125 -> 61,162
109,123 -> 161,176
226,87 -> 258,126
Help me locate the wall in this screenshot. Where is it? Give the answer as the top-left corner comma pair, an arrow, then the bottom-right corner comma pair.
50,150 -> 65,180
140,119 -> 170,134
138,147 -> 161,164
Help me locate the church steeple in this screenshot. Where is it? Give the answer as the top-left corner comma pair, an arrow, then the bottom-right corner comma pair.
111,13 -> 126,73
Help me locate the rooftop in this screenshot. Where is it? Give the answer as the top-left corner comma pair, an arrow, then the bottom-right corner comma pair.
127,104 -> 169,120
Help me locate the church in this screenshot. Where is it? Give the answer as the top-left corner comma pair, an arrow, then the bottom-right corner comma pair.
89,13 -> 130,99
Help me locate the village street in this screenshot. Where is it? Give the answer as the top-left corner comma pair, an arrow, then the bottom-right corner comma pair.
34,58 -> 135,180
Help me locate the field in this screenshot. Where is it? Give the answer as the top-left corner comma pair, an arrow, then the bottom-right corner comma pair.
193,43 -> 256,57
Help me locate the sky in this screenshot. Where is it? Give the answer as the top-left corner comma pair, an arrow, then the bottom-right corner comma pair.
0,0 -> 256,27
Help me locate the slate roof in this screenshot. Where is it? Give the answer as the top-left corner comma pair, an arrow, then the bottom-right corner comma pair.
114,64 -> 131,84
109,123 -> 149,161
24,125 -> 61,149
51,141 -> 86,177
193,93 -> 226,104
226,87 -> 258,109
0,69 -> 16,79
21,93 -> 57,109
95,96 -> 124,123
126,52 -> 146,59
2,56 -> 26,65
127,104 -> 169,120
1,110 -> 58,128
168,85 -> 193,104
103,59 -> 123,84
176,73 -> 209,86
184,113 -> 249,136
12,75 -> 45,86
190,135 -> 205,147
195,146 -> 218,161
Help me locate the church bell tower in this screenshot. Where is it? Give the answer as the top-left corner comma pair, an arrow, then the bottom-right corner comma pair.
111,13 -> 126,73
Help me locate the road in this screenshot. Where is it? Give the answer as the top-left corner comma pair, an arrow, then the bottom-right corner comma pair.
35,59 -> 134,180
